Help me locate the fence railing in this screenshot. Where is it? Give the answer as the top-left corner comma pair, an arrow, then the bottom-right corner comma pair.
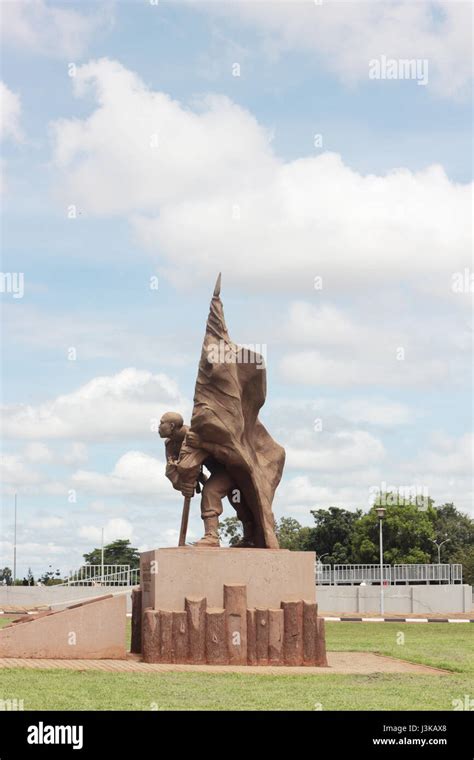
58,565 -> 140,587
315,563 -> 463,585
450,564 -> 464,583
51,562 -> 464,588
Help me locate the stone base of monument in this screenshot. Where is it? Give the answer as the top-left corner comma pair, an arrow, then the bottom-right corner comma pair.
133,548 -> 328,667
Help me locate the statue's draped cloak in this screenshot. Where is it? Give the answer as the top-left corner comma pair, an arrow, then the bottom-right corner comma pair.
177,281 -> 284,548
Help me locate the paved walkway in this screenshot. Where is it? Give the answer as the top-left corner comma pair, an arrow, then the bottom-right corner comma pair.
0,652 -> 449,676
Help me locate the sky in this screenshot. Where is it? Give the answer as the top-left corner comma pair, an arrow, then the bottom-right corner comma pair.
0,0 -> 472,579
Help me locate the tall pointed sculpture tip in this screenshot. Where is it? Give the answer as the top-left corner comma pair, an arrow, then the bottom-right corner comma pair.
213,272 -> 222,298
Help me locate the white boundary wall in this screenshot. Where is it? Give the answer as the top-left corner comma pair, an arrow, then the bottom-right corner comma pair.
316,584 -> 472,613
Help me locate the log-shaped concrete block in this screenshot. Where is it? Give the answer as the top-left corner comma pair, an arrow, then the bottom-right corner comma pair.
206,608 -> 227,664
246,608 -> 257,665
171,611 -> 188,663
268,608 -> 284,665
303,600 -> 318,666
158,610 -> 172,662
315,616 -> 329,667
256,608 -> 269,666
224,584 -> 247,665
142,609 -> 160,663
185,596 -> 206,663
282,600 -> 303,666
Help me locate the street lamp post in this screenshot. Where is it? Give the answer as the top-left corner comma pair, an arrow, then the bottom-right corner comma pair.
376,507 -> 386,615
101,528 -> 105,585
13,493 -> 17,585
430,537 -> 450,565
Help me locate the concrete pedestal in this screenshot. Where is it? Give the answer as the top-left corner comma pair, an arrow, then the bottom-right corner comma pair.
138,548 -> 326,666
140,548 -> 316,611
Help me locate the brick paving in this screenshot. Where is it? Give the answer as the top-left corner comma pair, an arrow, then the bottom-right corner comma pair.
0,651 -> 449,675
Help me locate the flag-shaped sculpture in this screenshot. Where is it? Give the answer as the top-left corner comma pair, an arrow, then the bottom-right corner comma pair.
177,275 -> 285,548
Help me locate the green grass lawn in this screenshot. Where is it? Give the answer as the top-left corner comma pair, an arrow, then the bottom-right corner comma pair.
0,619 -> 472,710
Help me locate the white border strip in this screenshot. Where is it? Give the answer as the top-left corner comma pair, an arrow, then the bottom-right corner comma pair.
322,616 -> 473,623
361,617 -> 384,622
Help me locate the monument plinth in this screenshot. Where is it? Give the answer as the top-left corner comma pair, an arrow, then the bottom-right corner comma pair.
140,547 -> 316,611
133,547 -> 328,667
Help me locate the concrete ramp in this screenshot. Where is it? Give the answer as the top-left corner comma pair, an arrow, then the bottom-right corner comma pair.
0,594 -> 126,659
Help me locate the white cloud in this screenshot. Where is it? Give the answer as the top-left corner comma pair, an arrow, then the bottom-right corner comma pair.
276,474 -> 370,514
1,367 -> 189,441
408,432 -> 474,477
29,515 -> 65,530
279,349 -> 451,388
338,399 -> 415,426
51,58 -> 275,214
269,396 -> 416,428
72,451 -> 170,498
286,430 -> 385,471
0,452 -> 68,497
78,517 -> 134,544
283,303 -> 363,348
23,442 -> 53,464
275,429 -> 474,518
50,58 -> 472,297
86,499 -> 128,516
277,300 -> 471,388
1,304 -> 193,367
63,442 -> 88,466
196,0 -> 473,100
21,441 -> 87,466
0,81 -> 22,142
0,81 -> 23,193
1,0 -> 113,58
0,454 -> 43,487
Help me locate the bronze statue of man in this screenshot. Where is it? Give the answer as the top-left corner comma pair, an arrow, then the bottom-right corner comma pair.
159,411 -> 257,547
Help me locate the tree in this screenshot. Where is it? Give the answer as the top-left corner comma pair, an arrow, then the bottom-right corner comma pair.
302,507 -> 363,562
218,516 -> 242,546
219,515 -> 314,550
430,503 -> 474,562
83,539 -> 140,568
448,546 -> 474,586
275,517 -> 305,550
352,498 -> 436,564
38,565 -> 62,586
0,567 -> 12,585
